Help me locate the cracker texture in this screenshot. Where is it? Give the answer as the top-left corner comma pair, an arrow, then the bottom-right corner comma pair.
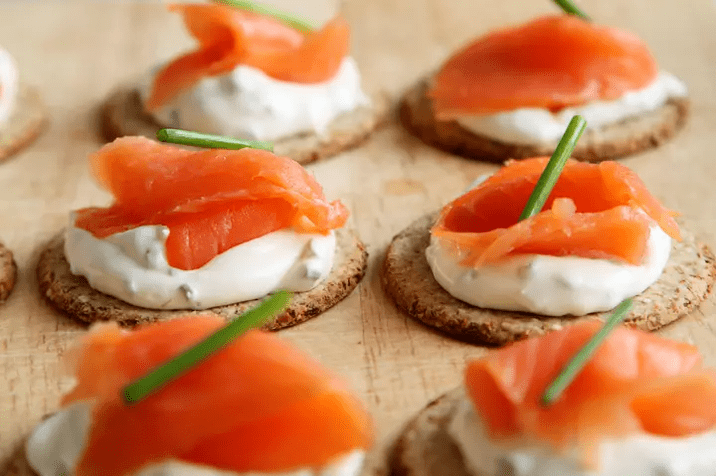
400,78 -> 690,163
0,84 -> 48,162
100,86 -> 389,165
37,228 -> 367,328
1,442 -> 34,476
382,213 -> 716,346
0,241 -> 16,304
390,388 -> 472,476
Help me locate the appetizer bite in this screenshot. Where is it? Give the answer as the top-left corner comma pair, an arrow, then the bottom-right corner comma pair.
37,135 -> 367,327
400,1 -> 689,162
382,118 -> 714,344
16,299 -> 373,476
102,0 -> 386,164
0,47 -> 47,162
392,318 -> 716,476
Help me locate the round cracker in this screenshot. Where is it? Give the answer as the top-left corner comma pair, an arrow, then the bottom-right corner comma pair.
1,440 -> 34,476
381,213 -> 716,346
37,228 -> 367,328
0,241 -> 16,304
100,86 -> 389,165
400,78 -> 690,163
0,84 -> 48,163
391,388 -> 472,476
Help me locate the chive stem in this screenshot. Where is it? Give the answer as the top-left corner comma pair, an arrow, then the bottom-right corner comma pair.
214,0 -> 314,32
157,128 -> 273,152
518,115 -> 587,221
552,0 -> 591,21
122,290 -> 292,405
540,299 -> 633,406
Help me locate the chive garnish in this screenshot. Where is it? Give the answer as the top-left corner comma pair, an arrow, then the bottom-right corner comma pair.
157,128 -> 274,152
518,115 -> 587,221
214,0 -> 314,32
552,0 -> 591,21
122,290 -> 292,405
540,299 -> 633,406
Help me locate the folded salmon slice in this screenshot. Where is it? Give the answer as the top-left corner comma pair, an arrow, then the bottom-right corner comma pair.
465,322 -> 716,462
146,3 -> 350,110
429,15 -> 659,119
431,157 -> 680,266
62,316 -> 373,476
73,137 -> 348,270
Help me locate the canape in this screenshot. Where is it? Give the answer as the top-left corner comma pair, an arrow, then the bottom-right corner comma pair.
392,320 -> 716,476
38,136 -> 367,327
382,155 -> 714,344
101,1 -> 387,164
400,11 -> 689,162
0,46 -> 47,161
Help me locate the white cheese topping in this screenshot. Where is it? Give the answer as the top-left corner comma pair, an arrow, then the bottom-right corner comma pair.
448,398 -> 716,476
141,57 -> 370,141
65,218 -> 336,310
455,71 -> 688,145
425,223 -> 671,316
26,403 -> 365,476
0,48 -> 19,126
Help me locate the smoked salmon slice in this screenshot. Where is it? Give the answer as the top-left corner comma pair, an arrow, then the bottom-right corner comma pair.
429,15 -> 659,119
465,321 -> 716,459
146,3 -> 350,111
432,157 -> 680,266
62,316 -> 372,476
73,137 -> 348,270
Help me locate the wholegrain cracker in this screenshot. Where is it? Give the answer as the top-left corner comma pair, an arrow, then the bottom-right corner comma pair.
0,84 -> 47,162
400,79 -> 689,163
38,228 -> 367,328
100,86 -> 389,165
382,213 -> 716,345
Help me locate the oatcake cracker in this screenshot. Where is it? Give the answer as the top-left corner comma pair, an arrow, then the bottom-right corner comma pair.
391,388 -> 472,476
37,228 -> 367,328
0,241 -> 16,304
1,442 -> 33,476
400,79 -> 690,163
100,86 -> 389,165
381,213 -> 716,346
0,84 -> 47,163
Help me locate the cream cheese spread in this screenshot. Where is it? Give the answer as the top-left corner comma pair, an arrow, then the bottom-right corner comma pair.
26,403 -> 366,476
141,57 -> 370,141
425,223 -> 672,316
0,48 -> 19,126
455,71 -> 688,145
448,398 -> 716,476
65,218 -> 336,310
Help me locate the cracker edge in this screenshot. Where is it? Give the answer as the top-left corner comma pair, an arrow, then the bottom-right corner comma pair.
99,86 -> 391,165
381,213 -> 716,346
390,388 -> 471,476
399,78 -> 690,163
0,84 -> 48,163
0,241 -> 16,304
36,228 -> 367,328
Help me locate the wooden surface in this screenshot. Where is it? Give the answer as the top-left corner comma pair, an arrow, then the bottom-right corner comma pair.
1,0 -> 716,473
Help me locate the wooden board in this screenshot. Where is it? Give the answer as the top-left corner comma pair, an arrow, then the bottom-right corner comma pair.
2,0 -> 716,473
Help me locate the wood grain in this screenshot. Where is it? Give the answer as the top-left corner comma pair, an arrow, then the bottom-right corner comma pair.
1,1 -> 716,474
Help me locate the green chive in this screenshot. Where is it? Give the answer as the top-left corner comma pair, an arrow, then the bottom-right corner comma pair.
540,299 -> 633,406
214,0 -> 314,32
122,290 -> 292,405
552,0 -> 591,21
518,115 -> 587,221
157,128 -> 274,152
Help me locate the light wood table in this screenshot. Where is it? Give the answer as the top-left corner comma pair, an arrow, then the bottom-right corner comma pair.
1,0 -> 716,473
